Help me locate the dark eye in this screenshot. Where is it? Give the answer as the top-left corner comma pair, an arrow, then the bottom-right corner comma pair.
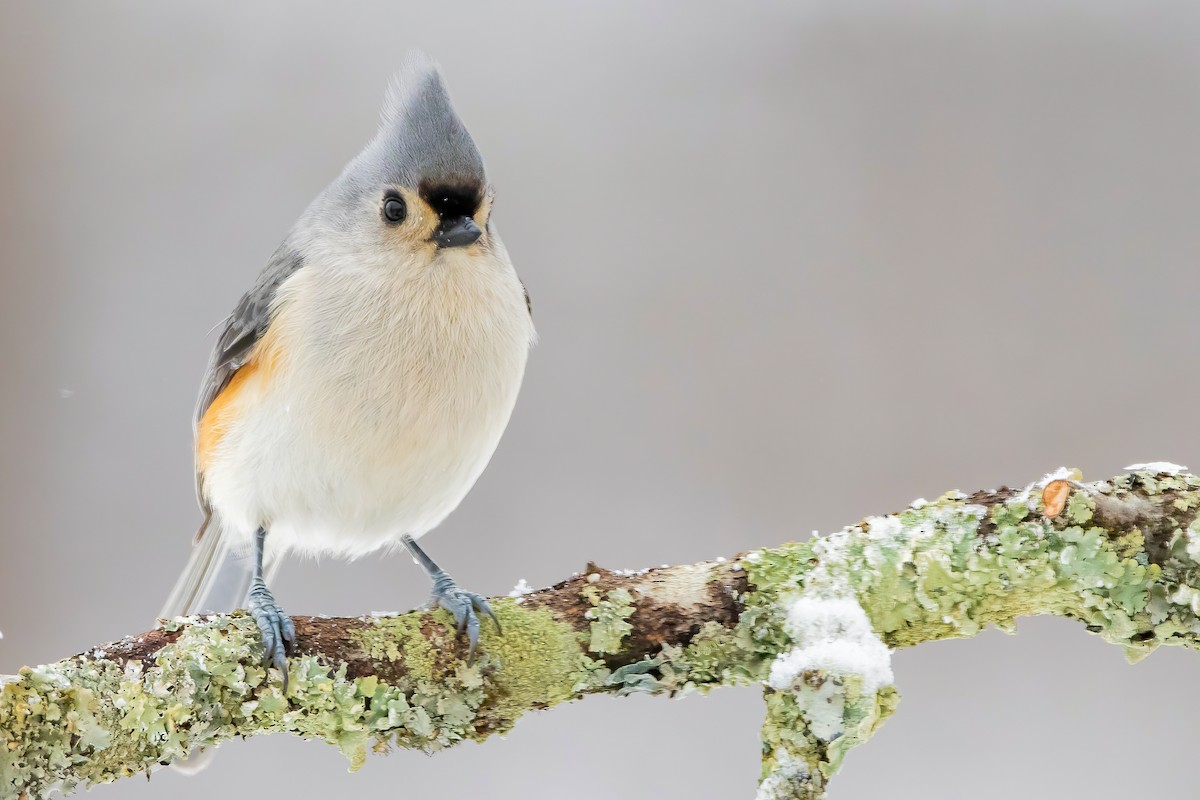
382,193 -> 407,224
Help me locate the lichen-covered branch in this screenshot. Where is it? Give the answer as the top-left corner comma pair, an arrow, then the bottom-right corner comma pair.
6,466 -> 1200,800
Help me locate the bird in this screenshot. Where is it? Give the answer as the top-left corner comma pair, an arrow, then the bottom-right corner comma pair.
160,54 -> 534,690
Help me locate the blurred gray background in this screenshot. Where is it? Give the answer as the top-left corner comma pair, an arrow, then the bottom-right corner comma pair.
3,2 -> 1199,798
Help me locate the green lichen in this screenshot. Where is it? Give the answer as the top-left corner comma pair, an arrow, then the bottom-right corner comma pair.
745,475 -> 1200,657
289,603 -> 608,761
8,469 -> 1200,800
583,587 -> 636,654
759,677 -> 898,799
469,602 -> 601,729
1,616 -> 276,797
1066,491 -> 1095,525
742,468 -> 1200,797
355,614 -> 441,678
743,543 -> 816,605
595,559 -> 801,701
0,605 -> 601,799
679,619 -> 769,688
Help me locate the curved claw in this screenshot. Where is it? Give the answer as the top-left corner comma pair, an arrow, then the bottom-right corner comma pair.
435,586 -> 501,662
472,594 -> 502,636
247,582 -> 294,692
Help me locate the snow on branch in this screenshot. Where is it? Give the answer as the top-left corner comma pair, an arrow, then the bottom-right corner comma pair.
5,466 -> 1200,800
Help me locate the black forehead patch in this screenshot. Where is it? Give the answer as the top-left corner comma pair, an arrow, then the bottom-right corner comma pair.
419,181 -> 483,219
313,57 -> 489,218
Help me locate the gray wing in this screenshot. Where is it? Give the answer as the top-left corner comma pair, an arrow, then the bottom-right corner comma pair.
193,245 -> 304,536
195,246 -> 304,427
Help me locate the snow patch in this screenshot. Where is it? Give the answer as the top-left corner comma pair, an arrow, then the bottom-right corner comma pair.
1125,462 -> 1187,475
768,595 -> 893,693
864,515 -> 902,543
756,751 -> 810,800
1040,466 -> 1076,485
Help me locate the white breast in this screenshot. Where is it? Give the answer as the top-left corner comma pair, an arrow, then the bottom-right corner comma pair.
202,247 -> 533,558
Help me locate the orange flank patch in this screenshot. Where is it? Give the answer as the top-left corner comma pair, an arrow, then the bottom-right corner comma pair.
196,333 -> 282,473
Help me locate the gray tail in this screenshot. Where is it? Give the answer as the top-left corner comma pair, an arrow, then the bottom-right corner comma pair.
159,518 -> 282,776
160,519 -> 282,620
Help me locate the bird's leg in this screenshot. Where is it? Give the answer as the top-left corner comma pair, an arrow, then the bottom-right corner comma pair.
246,527 -> 295,690
401,534 -> 500,661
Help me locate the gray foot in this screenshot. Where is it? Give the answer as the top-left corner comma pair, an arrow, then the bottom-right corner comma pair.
247,580 -> 295,689
432,579 -> 501,661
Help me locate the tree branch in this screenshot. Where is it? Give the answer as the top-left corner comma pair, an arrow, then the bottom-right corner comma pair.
5,466 -> 1200,800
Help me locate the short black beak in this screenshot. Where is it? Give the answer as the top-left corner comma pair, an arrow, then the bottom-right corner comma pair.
432,216 -> 483,249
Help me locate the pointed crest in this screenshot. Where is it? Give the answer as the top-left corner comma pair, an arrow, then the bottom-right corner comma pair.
300,54 -> 488,229
372,53 -> 486,189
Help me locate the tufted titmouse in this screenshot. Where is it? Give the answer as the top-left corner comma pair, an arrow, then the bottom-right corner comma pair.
160,55 -> 534,685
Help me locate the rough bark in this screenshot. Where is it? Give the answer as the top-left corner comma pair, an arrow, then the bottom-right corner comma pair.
5,466 -> 1200,800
